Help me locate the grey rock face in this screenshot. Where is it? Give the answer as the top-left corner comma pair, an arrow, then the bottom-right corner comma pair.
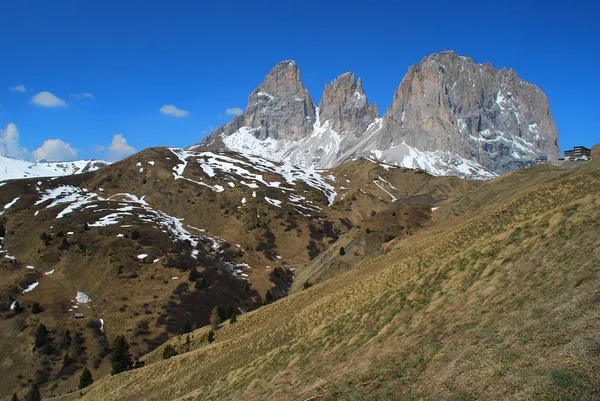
206,60 -> 316,143
198,52 -> 560,178
378,51 -> 560,173
318,72 -> 379,137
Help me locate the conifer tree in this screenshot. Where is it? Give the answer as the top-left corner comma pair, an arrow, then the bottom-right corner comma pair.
264,289 -> 274,305
34,323 -> 49,349
25,384 -> 40,401
110,335 -> 133,375
79,368 -> 93,389
229,313 -> 237,324
11,393 -> 19,401
31,302 -> 42,314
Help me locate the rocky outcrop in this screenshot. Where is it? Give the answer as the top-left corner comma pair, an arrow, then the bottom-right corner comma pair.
378,51 -> 560,172
206,61 -> 316,143
197,51 -> 561,178
318,72 -> 378,137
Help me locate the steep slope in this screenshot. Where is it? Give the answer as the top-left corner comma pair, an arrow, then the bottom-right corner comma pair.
0,155 -> 109,181
68,160 -> 599,401
196,51 -> 559,178
0,147 -> 480,398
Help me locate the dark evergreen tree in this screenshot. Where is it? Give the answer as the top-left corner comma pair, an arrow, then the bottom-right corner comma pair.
31,302 -> 42,314
25,384 -> 40,401
78,368 -> 93,389
264,289 -> 274,305
34,323 -> 49,349
229,313 -> 237,324
110,335 -> 133,375
62,352 -> 73,367
130,230 -> 141,240
207,330 -> 215,343
225,305 -> 235,319
188,268 -> 200,282
339,247 -> 346,256
216,305 -> 227,322
182,321 -> 192,334
11,393 -> 19,401
194,278 -> 204,290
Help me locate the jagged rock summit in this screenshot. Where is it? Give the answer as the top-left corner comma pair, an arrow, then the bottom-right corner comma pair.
197,51 -> 560,178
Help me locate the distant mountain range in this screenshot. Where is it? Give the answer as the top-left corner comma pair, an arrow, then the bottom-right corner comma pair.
0,155 -> 109,181
196,51 -> 560,179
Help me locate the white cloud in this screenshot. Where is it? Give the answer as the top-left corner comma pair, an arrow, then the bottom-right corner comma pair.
32,139 -> 78,161
225,107 -> 244,116
0,123 -> 29,159
9,84 -> 27,93
32,91 -> 67,107
99,133 -> 136,161
73,92 -> 94,100
160,104 -> 189,117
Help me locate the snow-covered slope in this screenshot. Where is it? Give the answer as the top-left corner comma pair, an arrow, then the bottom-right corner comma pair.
0,155 -> 109,181
198,111 -> 495,180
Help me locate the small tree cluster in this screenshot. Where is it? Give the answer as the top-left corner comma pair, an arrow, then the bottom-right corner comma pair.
39,232 -> 51,246
162,344 -> 178,360
339,247 -> 346,256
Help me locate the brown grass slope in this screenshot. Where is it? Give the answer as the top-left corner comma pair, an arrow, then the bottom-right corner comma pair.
0,148 -> 482,399
67,160 -> 600,400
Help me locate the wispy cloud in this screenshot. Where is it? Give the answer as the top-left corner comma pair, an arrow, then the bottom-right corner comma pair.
160,104 -> 189,117
32,139 -> 78,161
73,92 -> 94,100
32,91 -> 67,107
95,134 -> 136,162
9,84 -> 27,93
0,123 -> 29,159
225,107 -> 244,116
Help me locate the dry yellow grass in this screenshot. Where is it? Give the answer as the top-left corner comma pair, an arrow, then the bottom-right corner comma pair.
53,160 -> 600,401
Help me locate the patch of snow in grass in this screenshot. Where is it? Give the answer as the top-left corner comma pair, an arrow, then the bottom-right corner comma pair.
76,291 -> 91,303
44,269 -> 55,275
26,265 -> 35,269
137,253 -> 148,260
23,282 -> 39,293
265,197 -> 282,207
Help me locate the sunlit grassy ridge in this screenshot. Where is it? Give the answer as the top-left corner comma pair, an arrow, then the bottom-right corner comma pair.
63,160 -> 600,401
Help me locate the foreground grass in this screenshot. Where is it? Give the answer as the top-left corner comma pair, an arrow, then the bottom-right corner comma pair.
63,161 -> 600,401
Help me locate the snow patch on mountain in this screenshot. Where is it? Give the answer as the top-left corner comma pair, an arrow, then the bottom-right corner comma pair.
0,155 -> 109,182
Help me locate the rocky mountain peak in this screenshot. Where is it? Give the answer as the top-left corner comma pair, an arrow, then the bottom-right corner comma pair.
378,50 -> 560,173
249,60 -> 303,97
199,52 -> 560,178
318,72 -> 379,135
204,60 -> 317,143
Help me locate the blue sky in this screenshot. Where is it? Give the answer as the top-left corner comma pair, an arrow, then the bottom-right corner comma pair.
0,0 -> 598,161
